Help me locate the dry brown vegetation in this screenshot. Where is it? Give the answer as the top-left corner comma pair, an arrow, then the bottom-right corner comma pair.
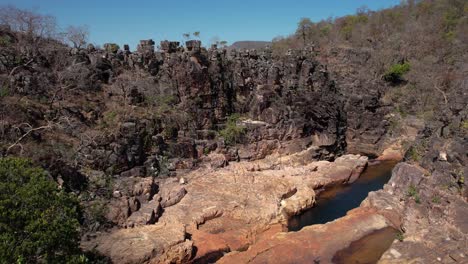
273,0 -> 467,122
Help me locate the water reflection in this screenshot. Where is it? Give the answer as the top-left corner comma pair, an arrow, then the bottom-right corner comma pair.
288,160 -> 397,231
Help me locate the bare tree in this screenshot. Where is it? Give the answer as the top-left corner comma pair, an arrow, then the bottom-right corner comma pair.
65,25 -> 89,48
0,5 -> 57,42
0,5 -> 58,56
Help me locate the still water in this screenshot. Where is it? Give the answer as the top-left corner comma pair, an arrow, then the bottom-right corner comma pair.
288,160 -> 397,231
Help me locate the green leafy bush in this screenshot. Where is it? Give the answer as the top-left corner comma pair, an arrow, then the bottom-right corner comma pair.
383,62 -> 411,84
219,114 -> 246,145
0,157 -> 82,263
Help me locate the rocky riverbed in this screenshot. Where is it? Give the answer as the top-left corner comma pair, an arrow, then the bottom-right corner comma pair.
1,4 -> 466,261
82,147 -> 468,263
82,150 -> 370,263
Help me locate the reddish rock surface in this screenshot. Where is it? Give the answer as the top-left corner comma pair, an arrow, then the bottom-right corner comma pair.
218,208 -> 391,264
83,151 -> 368,263
81,223 -> 192,264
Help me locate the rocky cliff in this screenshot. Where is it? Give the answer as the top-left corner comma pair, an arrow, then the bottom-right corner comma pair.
1,11 -> 467,262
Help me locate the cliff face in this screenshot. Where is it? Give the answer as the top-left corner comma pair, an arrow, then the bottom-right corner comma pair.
1,22 -> 467,263
1,38 -> 356,181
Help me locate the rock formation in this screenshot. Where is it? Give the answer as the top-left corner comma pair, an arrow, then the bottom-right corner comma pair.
1,8 -> 466,261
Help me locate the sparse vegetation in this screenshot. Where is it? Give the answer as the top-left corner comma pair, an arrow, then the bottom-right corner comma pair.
219,114 -> 246,145
383,62 -> 411,84
101,111 -> 118,128
407,146 -> 421,161
462,120 -> 468,132
0,86 -> 8,97
104,43 -> 120,53
0,1 -> 466,262
271,0 -> 467,123
65,25 -> 89,48
87,199 -> 108,227
396,231 -> 405,242
407,184 -> 421,203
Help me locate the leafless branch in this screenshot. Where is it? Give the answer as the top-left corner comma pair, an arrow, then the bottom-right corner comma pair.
434,82 -> 448,105
6,121 -> 54,153
8,58 -> 33,76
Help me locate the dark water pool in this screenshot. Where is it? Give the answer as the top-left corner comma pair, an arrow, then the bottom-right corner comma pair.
288,160 -> 397,231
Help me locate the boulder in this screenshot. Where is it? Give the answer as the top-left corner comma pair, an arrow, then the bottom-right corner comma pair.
82,223 -> 193,264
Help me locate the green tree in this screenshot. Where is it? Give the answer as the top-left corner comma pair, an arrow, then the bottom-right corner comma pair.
296,18 -> 313,46
383,62 -> 411,84
219,114 -> 246,145
0,157 -> 83,263
219,40 -> 228,48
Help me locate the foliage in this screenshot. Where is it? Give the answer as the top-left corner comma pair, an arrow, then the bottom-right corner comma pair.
0,157 -> 82,263
219,114 -> 246,145
156,155 -> 170,177
462,120 -> 468,130
0,86 -> 8,97
296,17 -> 313,45
431,196 -> 441,204
219,40 -> 228,47
383,62 -> 411,84
163,123 -> 178,140
407,184 -> 417,197
271,0 -> 467,123
104,43 -> 119,53
0,35 -> 11,46
407,184 -> 421,203
339,14 -> 368,39
101,111 -> 118,128
87,199 -> 108,226
395,231 -> 404,242
406,146 -> 421,161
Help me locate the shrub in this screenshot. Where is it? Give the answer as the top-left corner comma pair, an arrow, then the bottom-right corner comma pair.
462,120 -> 468,130
395,231 -> 404,242
103,43 -> 120,54
0,157 -> 82,263
407,184 -> 421,203
0,36 -> 11,46
407,184 -> 418,197
0,86 -> 8,97
87,199 -> 108,227
219,114 -> 246,146
339,14 -> 368,39
406,146 -> 421,161
383,62 -> 411,84
101,111 -> 118,128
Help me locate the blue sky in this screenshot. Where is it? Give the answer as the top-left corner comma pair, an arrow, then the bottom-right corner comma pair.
2,0 -> 400,49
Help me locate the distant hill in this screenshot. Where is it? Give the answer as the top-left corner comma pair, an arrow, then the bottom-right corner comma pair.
229,41 -> 271,50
